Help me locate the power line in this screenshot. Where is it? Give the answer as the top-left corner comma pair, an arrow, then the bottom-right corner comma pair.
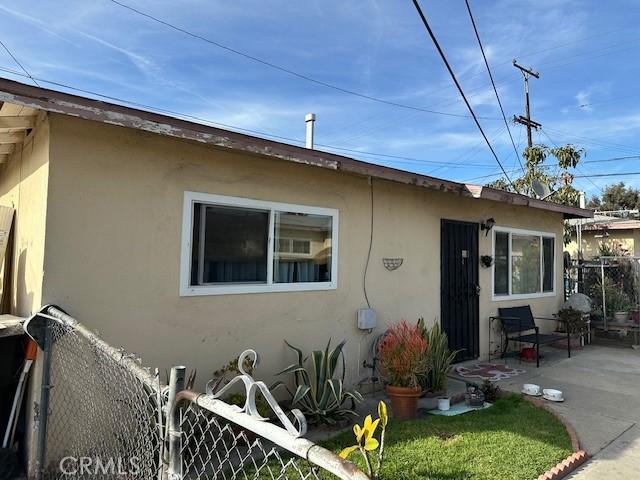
536,38 -> 640,72
409,0 -> 515,189
465,0 -> 524,174
539,128 -> 602,193
105,1 -> 640,126
0,38 -> 38,87
584,155 -> 640,165
473,167 -> 640,181
0,67 -> 501,171
4,61 -> 630,182
405,28 -> 627,110
543,126 -> 640,155
430,36 -> 640,113
578,93 -> 640,109
0,66 -> 314,142
574,172 -> 640,179
316,143 -> 494,168
107,0 -> 502,121
463,152 -> 640,183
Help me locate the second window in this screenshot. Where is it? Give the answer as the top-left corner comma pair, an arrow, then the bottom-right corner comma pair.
493,228 -> 555,298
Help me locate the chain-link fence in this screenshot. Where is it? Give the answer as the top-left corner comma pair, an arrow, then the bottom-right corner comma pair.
26,307 -> 165,480
24,306 -> 366,480
171,392 -> 367,480
570,256 -> 640,347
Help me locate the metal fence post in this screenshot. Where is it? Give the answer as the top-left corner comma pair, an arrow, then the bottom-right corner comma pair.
165,366 -> 185,480
600,257 -> 607,331
34,316 -> 53,480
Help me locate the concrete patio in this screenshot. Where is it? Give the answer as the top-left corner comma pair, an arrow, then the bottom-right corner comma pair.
463,345 -> 640,479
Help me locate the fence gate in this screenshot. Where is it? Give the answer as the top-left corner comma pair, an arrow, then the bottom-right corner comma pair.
24,306 -> 367,480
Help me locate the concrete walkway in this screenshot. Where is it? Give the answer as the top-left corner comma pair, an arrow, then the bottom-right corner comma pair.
476,345 -> 640,479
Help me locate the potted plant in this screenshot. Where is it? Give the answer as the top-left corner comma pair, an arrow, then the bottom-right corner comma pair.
605,288 -> 632,322
614,295 -> 633,322
480,255 -> 494,268
416,318 -> 459,396
590,277 -> 633,323
377,320 -> 429,420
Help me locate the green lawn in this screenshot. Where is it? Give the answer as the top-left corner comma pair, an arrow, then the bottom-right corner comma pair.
320,395 -> 572,480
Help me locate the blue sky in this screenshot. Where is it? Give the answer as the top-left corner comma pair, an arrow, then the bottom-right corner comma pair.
1,0 -> 639,198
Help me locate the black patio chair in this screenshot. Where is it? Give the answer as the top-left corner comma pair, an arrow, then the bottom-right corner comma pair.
490,305 -> 570,368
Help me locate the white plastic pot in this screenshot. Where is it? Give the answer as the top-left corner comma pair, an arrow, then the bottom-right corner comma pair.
437,396 -> 450,411
614,311 -> 630,322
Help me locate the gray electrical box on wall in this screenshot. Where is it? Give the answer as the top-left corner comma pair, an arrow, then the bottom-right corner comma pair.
357,308 -> 377,330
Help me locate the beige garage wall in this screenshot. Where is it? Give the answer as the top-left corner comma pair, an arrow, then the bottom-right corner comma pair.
43,114 -> 565,388
0,116 -> 49,317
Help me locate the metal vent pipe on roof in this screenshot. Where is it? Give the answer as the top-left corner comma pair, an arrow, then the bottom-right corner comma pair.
305,113 -> 315,149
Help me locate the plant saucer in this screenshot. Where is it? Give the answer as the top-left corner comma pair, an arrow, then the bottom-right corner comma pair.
542,394 -> 564,402
521,390 -> 542,397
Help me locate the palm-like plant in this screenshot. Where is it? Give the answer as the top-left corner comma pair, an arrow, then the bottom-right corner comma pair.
417,319 -> 459,393
271,339 -> 363,425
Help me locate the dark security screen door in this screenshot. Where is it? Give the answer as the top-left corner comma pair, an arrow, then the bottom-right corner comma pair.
441,219 -> 479,362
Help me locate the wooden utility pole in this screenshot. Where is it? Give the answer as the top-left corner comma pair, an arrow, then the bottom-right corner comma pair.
513,59 -> 541,148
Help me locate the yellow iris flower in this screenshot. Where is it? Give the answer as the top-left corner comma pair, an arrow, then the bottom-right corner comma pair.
339,414 -> 380,459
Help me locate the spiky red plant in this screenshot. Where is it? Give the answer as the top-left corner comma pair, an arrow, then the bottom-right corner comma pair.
377,320 -> 429,388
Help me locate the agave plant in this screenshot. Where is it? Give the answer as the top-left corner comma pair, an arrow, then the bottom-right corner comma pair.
271,339 -> 363,425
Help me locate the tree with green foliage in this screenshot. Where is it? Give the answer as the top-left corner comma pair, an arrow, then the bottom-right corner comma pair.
487,144 -> 584,204
587,182 -> 639,211
486,144 -> 585,244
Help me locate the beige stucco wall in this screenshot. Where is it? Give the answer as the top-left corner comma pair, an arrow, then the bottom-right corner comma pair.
566,230 -> 637,259
41,114 -> 565,388
0,116 -> 49,316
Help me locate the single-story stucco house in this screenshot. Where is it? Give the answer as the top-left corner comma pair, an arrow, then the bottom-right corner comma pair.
0,78 -> 592,386
567,219 -> 640,259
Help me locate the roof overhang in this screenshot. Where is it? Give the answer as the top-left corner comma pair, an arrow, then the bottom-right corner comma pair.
0,100 -> 39,164
0,77 -> 593,219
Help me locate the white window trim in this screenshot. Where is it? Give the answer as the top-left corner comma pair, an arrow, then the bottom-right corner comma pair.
491,226 -> 556,302
180,191 -> 339,296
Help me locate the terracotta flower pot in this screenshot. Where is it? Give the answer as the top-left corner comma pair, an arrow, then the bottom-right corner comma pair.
385,385 -> 421,421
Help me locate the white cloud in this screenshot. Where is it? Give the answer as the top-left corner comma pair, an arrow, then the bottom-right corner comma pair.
576,90 -> 592,111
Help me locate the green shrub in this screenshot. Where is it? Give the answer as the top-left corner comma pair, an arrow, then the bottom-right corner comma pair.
223,393 -> 272,419
557,307 -> 588,335
589,276 -> 633,315
271,339 -> 363,425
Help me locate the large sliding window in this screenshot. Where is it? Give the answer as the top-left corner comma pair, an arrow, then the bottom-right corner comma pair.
181,192 -> 338,295
492,227 -> 555,300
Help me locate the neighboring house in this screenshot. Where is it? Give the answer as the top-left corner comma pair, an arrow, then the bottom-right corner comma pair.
0,78 -> 592,385
566,220 -> 640,259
